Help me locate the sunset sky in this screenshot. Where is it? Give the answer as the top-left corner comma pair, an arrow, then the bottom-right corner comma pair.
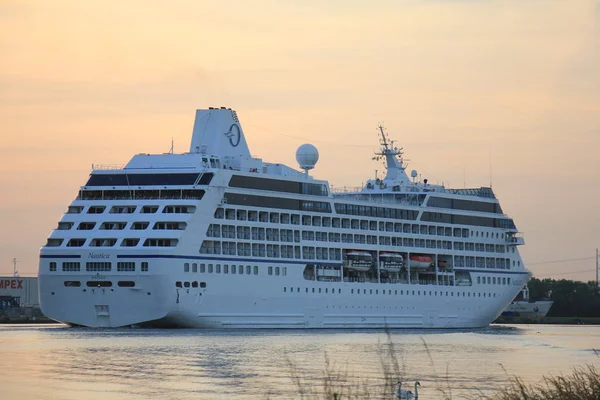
1,0 -> 598,281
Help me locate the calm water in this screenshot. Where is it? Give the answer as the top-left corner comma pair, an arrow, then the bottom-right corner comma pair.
0,324 -> 598,399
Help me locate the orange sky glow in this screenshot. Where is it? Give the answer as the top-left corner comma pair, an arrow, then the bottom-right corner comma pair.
0,0 -> 599,281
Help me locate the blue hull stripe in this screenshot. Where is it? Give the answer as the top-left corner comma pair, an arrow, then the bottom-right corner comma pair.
40,254 -> 81,259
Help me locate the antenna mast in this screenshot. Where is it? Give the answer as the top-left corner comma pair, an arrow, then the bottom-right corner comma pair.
12,258 -> 19,277
378,125 -> 390,151
489,155 -> 493,188
596,247 -> 599,293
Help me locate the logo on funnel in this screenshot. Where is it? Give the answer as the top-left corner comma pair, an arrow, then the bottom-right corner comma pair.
224,124 -> 241,147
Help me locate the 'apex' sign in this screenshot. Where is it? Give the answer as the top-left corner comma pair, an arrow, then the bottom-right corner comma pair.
0,279 -> 23,289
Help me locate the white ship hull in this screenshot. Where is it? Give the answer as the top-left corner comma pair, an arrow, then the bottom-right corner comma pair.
40,257 -> 529,329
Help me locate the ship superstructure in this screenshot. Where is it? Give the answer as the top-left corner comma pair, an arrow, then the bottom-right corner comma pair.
39,108 -> 530,328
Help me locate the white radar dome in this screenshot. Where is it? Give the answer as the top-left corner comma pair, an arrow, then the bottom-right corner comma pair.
411,169 -> 418,178
296,144 -> 319,172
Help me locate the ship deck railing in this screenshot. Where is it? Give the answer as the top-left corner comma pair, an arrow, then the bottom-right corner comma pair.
92,164 -> 126,171
331,185 -> 496,200
330,192 -> 424,206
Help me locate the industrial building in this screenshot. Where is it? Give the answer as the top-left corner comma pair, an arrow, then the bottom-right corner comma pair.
0,276 -> 39,308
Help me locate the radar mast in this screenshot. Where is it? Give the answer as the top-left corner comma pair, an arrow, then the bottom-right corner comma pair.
374,125 -> 409,183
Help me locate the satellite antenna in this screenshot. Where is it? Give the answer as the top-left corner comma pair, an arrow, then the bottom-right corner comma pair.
296,144 -> 319,175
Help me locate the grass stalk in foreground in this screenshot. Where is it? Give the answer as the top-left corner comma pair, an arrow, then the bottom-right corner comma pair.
283,332 -> 600,400
484,364 -> 600,400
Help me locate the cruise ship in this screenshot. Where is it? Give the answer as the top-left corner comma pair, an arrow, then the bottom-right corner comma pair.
39,107 -> 531,328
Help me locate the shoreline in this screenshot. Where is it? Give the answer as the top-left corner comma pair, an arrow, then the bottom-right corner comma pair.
494,316 -> 600,325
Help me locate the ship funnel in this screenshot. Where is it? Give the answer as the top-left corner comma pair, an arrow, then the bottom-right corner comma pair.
189,108 -> 251,159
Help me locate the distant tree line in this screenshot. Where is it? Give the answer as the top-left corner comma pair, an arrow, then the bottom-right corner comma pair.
527,277 -> 600,317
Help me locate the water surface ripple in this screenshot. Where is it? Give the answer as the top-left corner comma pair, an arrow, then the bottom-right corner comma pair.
1,324 -> 598,399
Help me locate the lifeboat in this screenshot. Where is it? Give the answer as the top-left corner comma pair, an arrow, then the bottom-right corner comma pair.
438,260 -> 448,269
408,255 -> 433,270
344,250 -> 373,272
379,252 -> 404,271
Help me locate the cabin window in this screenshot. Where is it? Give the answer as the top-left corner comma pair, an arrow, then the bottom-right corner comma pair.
46,239 -> 64,247
131,222 -> 149,230
62,262 -> 81,272
86,262 -> 111,272
67,238 -> 86,247
117,262 -> 135,272
121,238 -> 140,247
